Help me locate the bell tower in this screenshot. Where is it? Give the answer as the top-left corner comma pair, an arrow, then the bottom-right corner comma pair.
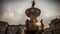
25,0 -> 44,34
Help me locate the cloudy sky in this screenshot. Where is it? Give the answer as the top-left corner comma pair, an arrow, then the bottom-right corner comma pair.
0,0 -> 60,28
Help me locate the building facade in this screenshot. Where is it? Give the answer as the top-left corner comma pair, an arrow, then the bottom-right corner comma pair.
0,21 -> 26,34
0,21 -> 8,34
49,17 -> 60,34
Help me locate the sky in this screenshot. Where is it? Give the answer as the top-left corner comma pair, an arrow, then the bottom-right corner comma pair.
0,0 -> 60,28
